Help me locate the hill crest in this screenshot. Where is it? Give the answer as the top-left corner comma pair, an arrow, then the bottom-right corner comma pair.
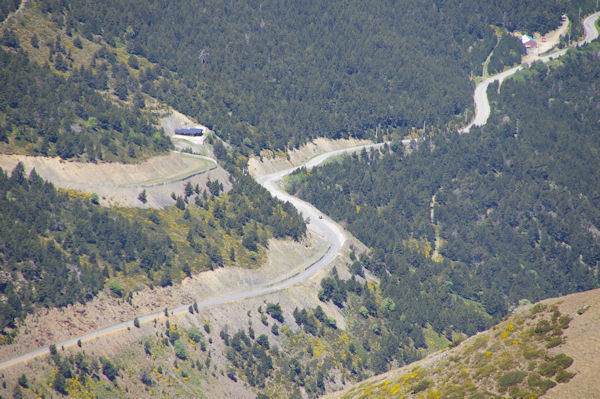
325,287 -> 600,398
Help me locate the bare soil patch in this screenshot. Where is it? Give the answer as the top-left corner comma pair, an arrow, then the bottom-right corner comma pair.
544,288 -> 600,398
0,152 -> 227,208
518,16 -> 569,64
158,108 -> 212,137
248,137 -> 373,178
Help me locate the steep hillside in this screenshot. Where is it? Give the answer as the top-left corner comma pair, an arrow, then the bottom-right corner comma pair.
0,151 -> 222,208
0,163 -> 305,343
0,231 -> 364,399
326,288 -> 600,398
0,44 -> 170,162
289,43 -> 600,342
1,2 -> 600,399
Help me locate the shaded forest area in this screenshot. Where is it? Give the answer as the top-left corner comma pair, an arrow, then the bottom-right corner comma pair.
0,47 -> 171,162
37,0 -> 580,152
488,34 -> 526,75
0,162 -> 305,338
291,45 -> 600,350
0,0 -> 19,22
314,250 -> 492,374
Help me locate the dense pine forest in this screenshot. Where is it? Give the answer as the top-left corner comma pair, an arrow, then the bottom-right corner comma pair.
0,162 -> 304,339
0,0 -> 19,21
34,0 -> 593,152
0,47 -> 171,161
288,44 -> 600,372
487,33 -> 526,75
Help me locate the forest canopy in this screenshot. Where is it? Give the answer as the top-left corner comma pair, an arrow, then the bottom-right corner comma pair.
290,44 -> 600,326
0,47 -> 170,161
36,0 -> 585,152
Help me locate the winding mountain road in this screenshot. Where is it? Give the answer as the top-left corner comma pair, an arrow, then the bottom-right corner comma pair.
462,11 -> 600,133
0,143 -> 384,370
1,11 -> 598,371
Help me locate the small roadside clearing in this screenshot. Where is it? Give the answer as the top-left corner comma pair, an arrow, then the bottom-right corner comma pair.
520,15 -> 570,64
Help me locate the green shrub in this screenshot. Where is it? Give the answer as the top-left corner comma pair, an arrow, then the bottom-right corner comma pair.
530,304 -> 547,316
53,371 -> 67,394
523,347 -> 543,360
538,379 -> 556,393
534,320 -> 552,334
174,340 -> 187,360
527,372 -> 542,387
558,315 -> 571,329
359,306 -> 369,318
555,369 -> 575,383
266,303 -> 284,322
100,357 -> 118,381
527,371 -> 557,393
412,378 -> 432,393
326,317 -> 337,329
108,281 -> 123,298
497,370 -> 526,387
140,370 -> 153,386
168,329 -> 179,345
538,361 -> 558,377
473,364 -> 495,379
552,353 -> 573,370
17,374 -> 28,388
545,337 -> 563,348
187,326 -> 204,343
576,305 -> 590,315
508,386 -> 531,398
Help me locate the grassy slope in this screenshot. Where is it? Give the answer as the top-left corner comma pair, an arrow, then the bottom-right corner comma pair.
326,289 -> 600,399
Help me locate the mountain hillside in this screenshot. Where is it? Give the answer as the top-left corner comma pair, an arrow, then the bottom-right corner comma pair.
325,287 -> 600,398
18,0 -> 593,151
2,2 -> 600,399
289,43 -> 600,354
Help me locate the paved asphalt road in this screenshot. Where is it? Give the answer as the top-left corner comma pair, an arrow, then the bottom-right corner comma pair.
0,143 -> 384,370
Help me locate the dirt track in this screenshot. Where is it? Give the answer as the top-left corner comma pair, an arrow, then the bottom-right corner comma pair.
0,235 -> 332,365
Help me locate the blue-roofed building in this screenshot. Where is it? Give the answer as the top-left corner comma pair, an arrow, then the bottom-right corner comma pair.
174,127 -> 204,136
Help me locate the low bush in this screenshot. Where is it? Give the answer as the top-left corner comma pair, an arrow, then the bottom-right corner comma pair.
174,340 -> 187,360
552,353 -> 573,369
498,370 -> 526,387
555,369 -> 575,383
538,361 -> 558,377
